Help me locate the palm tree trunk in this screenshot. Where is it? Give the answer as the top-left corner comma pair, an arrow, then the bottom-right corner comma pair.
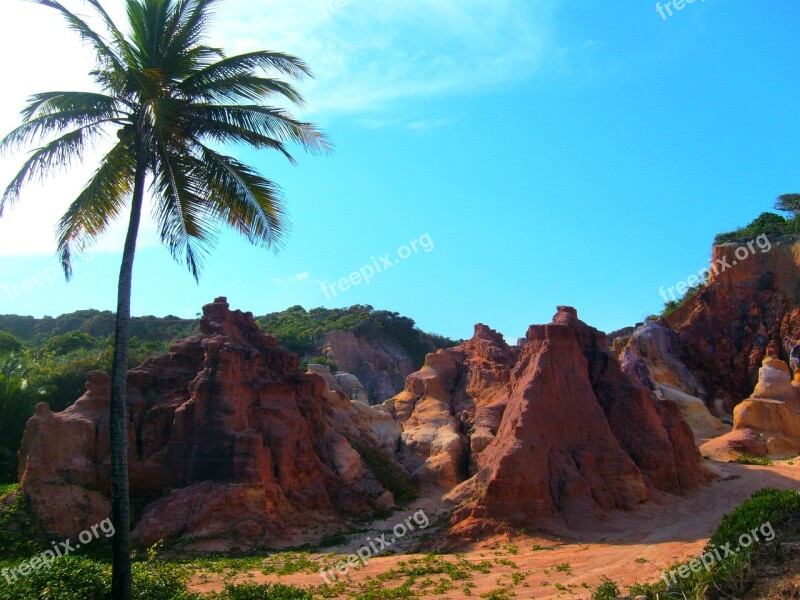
110,155 -> 147,600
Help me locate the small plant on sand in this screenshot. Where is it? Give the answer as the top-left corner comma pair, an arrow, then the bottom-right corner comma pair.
732,455 -> 774,466
554,562 -> 572,574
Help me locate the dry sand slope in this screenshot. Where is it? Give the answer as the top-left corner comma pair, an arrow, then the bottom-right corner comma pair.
189,460 -> 800,599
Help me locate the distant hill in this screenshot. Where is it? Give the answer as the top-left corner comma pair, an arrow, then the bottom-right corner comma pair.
0,310 -> 199,345
0,304 -> 458,369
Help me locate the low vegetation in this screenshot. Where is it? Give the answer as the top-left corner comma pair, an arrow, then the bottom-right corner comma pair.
345,436 -> 418,505
256,305 -> 458,366
715,194 -> 800,243
597,488 -> 800,599
732,455 -> 773,466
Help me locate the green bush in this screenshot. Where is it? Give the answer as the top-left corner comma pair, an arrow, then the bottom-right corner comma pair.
709,488 -> 800,550
591,579 -> 620,599
216,582 -> 313,599
0,556 -> 199,600
0,557 -> 110,600
715,211 -> 800,244
43,332 -> 100,356
0,333 -> 22,356
301,356 -> 338,374
131,560 -> 194,599
625,488 -> 800,599
731,455 -> 773,466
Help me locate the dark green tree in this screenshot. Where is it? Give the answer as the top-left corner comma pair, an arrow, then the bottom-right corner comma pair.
0,0 -> 328,596
776,193 -> 800,216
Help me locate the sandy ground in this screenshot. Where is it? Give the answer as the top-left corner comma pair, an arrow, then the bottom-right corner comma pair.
188,460 -> 800,599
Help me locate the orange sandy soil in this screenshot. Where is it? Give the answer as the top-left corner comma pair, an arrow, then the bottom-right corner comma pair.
188,460 -> 800,599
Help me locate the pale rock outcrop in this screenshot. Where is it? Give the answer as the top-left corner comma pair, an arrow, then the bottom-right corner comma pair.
620,321 -> 728,443
379,323 -> 517,492
322,329 -> 416,404
701,355 -> 800,459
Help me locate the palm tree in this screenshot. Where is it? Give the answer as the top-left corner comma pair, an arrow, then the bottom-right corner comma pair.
0,0 -> 328,596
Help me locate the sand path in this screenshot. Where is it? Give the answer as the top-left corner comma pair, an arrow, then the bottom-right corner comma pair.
188,460 -> 800,599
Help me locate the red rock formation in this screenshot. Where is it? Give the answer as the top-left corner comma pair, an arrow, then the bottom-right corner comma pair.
386,307 -> 709,535
18,298 -> 404,549
665,236 -> 800,411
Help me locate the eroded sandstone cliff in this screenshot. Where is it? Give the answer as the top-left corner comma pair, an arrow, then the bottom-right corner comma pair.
18,298 -> 404,550
665,236 -> 800,411
383,307 -> 709,536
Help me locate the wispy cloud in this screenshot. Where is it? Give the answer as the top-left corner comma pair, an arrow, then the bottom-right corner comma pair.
273,271 -> 314,285
214,0 -> 561,116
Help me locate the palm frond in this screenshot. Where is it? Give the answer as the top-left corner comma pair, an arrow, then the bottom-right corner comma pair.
31,0 -> 127,77
21,91 -> 124,121
178,52 -> 313,98
1,124 -> 105,216
196,144 -> 289,249
1,112 -> 120,157
151,135 -> 216,280
188,104 -> 331,155
180,74 -> 306,105
126,0 -> 172,70
162,0 -> 220,75
56,142 -> 136,278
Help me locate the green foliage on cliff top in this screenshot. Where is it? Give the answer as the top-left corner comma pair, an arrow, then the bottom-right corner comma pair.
715,194 -> 800,243
256,305 -> 458,366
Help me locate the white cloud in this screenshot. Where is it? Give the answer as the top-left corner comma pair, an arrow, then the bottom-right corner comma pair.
274,271 -> 314,285
213,0 -> 560,115
291,271 -> 312,282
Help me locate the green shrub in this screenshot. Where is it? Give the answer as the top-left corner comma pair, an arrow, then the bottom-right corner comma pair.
591,578 -> 620,599
131,560 -> 194,599
43,332 -> 100,356
346,436 -> 418,505
0,556 -> 110,600
709,488 -> 800,550
625,488 -> 800,599
301,356 -> 338,374
715,211 -> 800,244
218,582 -> 313,599
0,333 -> 22,356
0,556 -> 199,600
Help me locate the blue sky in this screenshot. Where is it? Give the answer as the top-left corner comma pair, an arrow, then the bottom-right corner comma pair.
0,0 -> 798,342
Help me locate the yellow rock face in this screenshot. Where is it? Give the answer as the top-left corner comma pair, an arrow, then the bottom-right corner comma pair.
728,356 -> 800,458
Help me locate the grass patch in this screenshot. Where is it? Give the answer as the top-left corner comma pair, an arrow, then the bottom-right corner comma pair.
732,455 -> 773,466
